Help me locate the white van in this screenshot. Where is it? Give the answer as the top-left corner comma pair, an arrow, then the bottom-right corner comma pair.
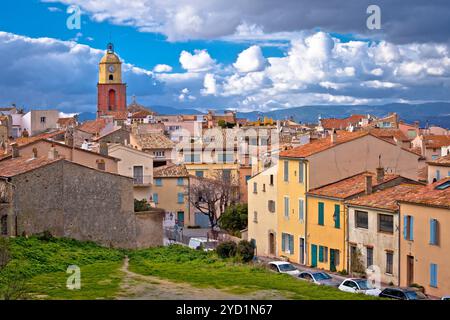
188,237 -> 218,251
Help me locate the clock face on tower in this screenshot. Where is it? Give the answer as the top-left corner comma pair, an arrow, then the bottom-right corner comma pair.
108,65 -> 115,73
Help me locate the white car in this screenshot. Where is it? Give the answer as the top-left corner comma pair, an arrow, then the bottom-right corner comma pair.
188,237 -> 217,251
338,278 -> 381,296
268,261 -> 300,276
442,296 -> 450,300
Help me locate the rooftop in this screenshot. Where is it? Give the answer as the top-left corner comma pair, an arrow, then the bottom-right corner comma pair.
369,128 -> 411,142
77,118 -> 107,134
0,155 -> 62,177
346,183 -> 423,212
398,177 -> 450,209
154,163 -> 188,178
135,133 -> 175,150
421,135 -> 450,149
427,153 -> 450,167
307,171 -> 401,199
320,114 -> 365,130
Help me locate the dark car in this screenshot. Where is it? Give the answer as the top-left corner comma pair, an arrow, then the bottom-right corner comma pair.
379,287 -> 428,300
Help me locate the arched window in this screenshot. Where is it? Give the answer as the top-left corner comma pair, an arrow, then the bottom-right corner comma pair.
109,74 -> 114,81
108,89 -> 116,111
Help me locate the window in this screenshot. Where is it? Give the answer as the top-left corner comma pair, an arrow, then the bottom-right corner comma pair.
177,178 -> 184,186
436,170 -> 441,180
1,215 -> 7,235
298,162 -> 304,183
268,200 -> 276,213
217,152 -> 234,163
355,210 -> 368,229
245,175 -> 251,184
109,74 -> 114,80
403,215 -> 414,241
262,184 -> 266,192
269,174 -> 274,186
281,233 -> 294,254
378,214 -> 394,233
155,178 -> 162,186
284,197 -> 290,218
40,116 -> 46,123
195,170 -> 204,178
386,251 -> 393,274
222,169 -> 231,182
298,199 -> 305,221
318,202 -> 324,226
253,182 -> 257,194
153,193 -> 159,204
184,153 -> 200,163
283,161 -> 289,182
430,263 -> 438,288
430,219 -> 439,245
177,193 -> 184,204
367,247 -> 373,268
334,204 -> 340,229
319,246 -> 328,263
154,151 -> 166,158
96,159 -> 105,171
253,211 -> 258,223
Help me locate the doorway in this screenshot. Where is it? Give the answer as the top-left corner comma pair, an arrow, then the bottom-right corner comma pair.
268,232 -> 276,256
330,249 -> 337,272
177,211 -> 185,227
407,255 -> 414,286
311,244 -> 317,267
299,237 -> 305,264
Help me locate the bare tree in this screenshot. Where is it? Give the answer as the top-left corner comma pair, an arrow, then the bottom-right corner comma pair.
189,171 -> 239,232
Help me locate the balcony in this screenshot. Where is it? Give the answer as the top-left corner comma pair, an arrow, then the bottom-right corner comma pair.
133,175 -> 152,186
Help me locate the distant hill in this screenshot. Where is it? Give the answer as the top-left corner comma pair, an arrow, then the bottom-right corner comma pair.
76,102 -> 450,129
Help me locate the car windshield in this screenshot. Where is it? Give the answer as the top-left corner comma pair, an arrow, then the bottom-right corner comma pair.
355,279 -> 374,290
405,291 -> 427,300
313,272 -> 332,281
278,263 -> 297,271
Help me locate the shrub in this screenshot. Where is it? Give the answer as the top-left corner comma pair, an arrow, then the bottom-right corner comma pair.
236,240 -> 255,263
216,241 -> 237,259
134,199 -> 151,212
36,230 -> 53,241
219,204 -> 248,236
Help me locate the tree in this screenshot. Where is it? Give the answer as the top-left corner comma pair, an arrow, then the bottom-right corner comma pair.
217,119 -> 227,128
219,203 -> 248,236
189,171 -> 239,232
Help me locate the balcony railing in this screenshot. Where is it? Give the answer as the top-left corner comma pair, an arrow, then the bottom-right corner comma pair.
133,175 -> 152,185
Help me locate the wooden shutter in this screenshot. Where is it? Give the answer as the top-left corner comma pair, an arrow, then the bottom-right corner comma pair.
334,204 -> 340,228
430,264 -> 438,287
318,202 -> 324,225
409,216 -> 414,240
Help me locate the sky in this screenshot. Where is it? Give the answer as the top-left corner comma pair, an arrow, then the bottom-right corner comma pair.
0,0 -> 450,113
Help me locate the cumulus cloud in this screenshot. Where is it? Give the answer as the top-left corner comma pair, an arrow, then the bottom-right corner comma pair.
233,45 -> 268,73
201,73 -> 218,96
179,49 -> 215,72
153,64 -> 173,73
44,0 -> 450,44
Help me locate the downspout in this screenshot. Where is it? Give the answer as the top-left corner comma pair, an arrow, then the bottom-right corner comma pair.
345,204 -> 349,273
397,207 -> 401,286
304,159 -> 308,266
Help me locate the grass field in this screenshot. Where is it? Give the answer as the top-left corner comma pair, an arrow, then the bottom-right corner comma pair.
0,237 -> 377,300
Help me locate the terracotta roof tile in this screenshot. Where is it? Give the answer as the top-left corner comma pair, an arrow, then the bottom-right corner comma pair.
0,156 -> 62,177
77,118 -> 107,134
320,115 -> 365,130
422,135 -> 450,149
135,133 -> 174,150
307,171 -> 400,199
130,110 -> 153,119
369,128 -> 411,142
102,111 -> 128,120
154,163 -> 188,178
427,154 -> 450,167
280,131 -> 369,158
398,177 -> 450,209
346,183 -> 423,211
57,117 -> 76,127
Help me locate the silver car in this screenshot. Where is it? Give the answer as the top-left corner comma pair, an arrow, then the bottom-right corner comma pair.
298,271 -> 340,287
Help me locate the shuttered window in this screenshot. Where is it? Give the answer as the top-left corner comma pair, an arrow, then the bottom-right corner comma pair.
318,202 -> 324,226
284,197 -> 290,218
299,199 -> 305,221
430,264 -> 438,288
403,215 -> 414,241
177,193 -> 184,204
430,219 -> 439,245
283,161 -> 289,182
299,162 -> 304,183
153,193 -> 159,204
334,204 -> 340,229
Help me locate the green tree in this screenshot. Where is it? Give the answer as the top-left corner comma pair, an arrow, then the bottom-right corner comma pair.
217,119 -> 227,128
219,204 -> 248,236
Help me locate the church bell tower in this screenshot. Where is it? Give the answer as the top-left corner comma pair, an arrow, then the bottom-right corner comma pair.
97,43 -> 127,117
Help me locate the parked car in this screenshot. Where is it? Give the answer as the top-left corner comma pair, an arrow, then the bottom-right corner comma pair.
442,296 -> 450,300
338,278 -> 381,296
379,287 -> 428,300
298,271 -> 340,287
268,261 -> 300,276
188,237 -> 217,251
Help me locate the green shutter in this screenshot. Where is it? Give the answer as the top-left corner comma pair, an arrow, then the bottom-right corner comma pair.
319,246 -> 324,262
318,202 -> 324,225
334,204 -> 340,228
289,235 -> 294,254
281,233 -> 286,252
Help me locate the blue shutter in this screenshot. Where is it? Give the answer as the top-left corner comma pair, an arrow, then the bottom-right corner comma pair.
284,161 -> 289,181
430,219 -> 435,245
177,193 -> 184,203
281,233 -> 286,252
403,215 -> 408,239
284,197 -> 289,217
409,216 -> 414,240
177,177 -> 184,186
289,235 -> 294,254
153,193 -> 159,204
430,264 -> 438,287
334,204 -> 340,228
436,170 -> 441,181
299,199 -> 304,221
319,246 -> 324,262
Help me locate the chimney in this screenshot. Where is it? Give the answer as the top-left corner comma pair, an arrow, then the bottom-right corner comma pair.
376,167 -> 385,184
414,121 -> 420,128
331,129 -> 337,144
99,141 -> 108,156
11,143 -> 19,158
365,175 -> 373,195
48,146 -> 59,160
32,147 -> 38,159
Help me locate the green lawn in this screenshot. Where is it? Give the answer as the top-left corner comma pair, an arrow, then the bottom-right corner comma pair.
128,245 -> 377,300
1,238 -> 377,300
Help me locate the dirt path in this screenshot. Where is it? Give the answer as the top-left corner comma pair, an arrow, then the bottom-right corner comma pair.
116,257 -> 288,300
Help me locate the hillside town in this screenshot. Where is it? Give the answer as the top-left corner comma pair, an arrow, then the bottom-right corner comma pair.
1,43 -> 449,300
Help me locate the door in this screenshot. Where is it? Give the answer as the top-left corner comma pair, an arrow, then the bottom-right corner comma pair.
299,238 -> 305,264
194,212 -> 211,228
311,244 -> 318,267
407,255 -> 414,286
133,166 -> 143,184
330,249 -> 336,272
269,233 -> 276,255
177,211 -> 184,226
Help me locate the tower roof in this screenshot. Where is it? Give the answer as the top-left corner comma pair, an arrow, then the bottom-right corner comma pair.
100,43 -> 121,64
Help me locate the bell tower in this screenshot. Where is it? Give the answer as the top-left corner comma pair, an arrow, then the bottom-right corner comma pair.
97,43 -> 127,117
